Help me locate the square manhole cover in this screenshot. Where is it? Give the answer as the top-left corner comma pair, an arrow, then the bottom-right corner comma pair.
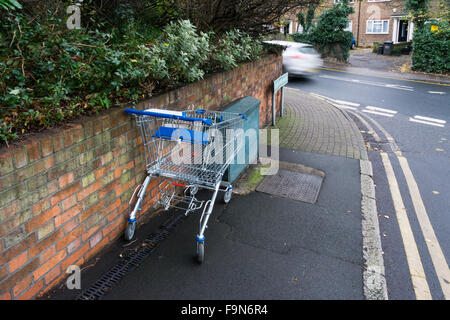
256,169 -> 324,204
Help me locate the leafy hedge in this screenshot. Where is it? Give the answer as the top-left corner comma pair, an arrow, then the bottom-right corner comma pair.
0,0 -> 21,10
292,3 -> 353,61
411,20 -> 450,73
0,11 -> 264,145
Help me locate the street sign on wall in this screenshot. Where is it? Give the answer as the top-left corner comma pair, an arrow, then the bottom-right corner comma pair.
272,73 -> 289,126
274,73 -> 289,92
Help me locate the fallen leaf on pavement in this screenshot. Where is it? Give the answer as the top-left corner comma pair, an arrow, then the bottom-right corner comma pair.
432,191 -> 440,195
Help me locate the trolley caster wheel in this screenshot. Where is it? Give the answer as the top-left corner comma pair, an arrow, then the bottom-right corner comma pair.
124,221 -> 136,241
196,242 -> 204,264
221,187 -> 232,204
190,185 -> 198,196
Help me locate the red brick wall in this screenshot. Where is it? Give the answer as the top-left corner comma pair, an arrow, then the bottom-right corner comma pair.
0,53 -> 282,300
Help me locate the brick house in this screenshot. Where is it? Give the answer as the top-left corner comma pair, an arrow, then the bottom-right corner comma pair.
333,0 -> 414,47
281,0 -> 440,47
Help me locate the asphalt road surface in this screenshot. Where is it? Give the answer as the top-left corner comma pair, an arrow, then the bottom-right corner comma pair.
287,68 -> 450,300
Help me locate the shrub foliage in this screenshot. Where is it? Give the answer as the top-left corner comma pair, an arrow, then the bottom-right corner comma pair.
0,0 -> 21,10
404,0 -> 449,74
0,6 -> 265,145
292,2 -> 354,61
411,20 -> 450,73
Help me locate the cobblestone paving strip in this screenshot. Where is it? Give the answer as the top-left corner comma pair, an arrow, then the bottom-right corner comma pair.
273,88 -> 367,160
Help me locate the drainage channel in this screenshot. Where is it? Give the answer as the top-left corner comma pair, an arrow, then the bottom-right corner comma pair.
77,213 -> 186,300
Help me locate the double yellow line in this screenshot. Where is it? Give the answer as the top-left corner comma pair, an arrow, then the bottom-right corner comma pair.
358,113 -> 450,300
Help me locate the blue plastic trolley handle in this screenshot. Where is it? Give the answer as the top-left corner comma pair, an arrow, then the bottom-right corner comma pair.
125,108 -> 213,126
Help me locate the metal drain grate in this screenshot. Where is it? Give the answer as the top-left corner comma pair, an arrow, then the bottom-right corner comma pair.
76,213 -> 186,300
256,169 -> 324,204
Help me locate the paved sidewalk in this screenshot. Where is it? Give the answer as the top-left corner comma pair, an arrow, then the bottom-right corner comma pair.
277,88 -> 366,160
47,90 -> 380,300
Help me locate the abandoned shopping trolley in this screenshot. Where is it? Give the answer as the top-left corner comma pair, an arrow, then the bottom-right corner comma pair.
124,106 -> 246,263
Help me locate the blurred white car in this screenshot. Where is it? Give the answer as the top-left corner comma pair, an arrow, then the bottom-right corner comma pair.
264,40 -> 323,76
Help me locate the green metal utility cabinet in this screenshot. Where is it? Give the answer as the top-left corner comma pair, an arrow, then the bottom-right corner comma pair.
223,96 -> 261,183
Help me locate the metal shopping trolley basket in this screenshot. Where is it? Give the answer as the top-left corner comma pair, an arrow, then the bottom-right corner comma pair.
124,106 -> 246,263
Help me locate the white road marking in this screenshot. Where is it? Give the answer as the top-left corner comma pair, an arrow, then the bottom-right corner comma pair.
428,91 -> 446,95
380,151 -> 432,300
309,93 -> 360,108
332,103 -> 358,110
413,116 -> 446,124
319,75 -> 414,91
409,118 -> 445,128
384,84 -> 414,91
365,106 -> 398,114
309,92 -> 328,101
362,110 -> 395,117
319,74 -> 347,81
310,92 -> 360,109
332,99 -> 360,107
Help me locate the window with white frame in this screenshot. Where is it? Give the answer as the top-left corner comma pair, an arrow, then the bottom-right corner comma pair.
366,20 -> 389,34
344,20 -> 353,32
